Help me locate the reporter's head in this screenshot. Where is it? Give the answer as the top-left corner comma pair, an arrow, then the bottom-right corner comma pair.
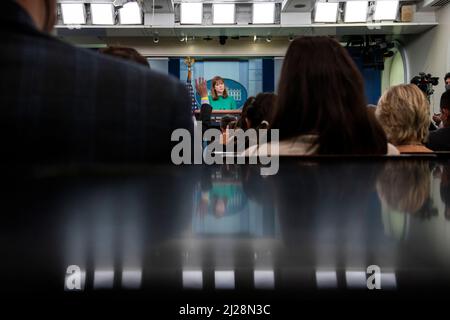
15,0 -> 57,33
273,36 -> 387,155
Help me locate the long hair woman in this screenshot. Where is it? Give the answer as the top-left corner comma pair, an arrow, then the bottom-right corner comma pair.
268,36 -> 396,155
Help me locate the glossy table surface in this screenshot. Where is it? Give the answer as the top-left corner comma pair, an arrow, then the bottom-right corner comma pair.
2,157 -> 450,309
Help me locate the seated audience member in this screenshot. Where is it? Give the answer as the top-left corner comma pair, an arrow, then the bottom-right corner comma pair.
445,72 -> 450,91
236,93 -> 275,150
99,46 -> 150,68
248,36 -> 397,156
426,90 -> 450,151
227,121 -> 237,130
220,116 -> 236,131
1,0 -> 192,164
236,96 -> 256,130
426,72 -> 449,129
219,116 -> 237,144
376,84 -> 433,153
244,93 -> 275,130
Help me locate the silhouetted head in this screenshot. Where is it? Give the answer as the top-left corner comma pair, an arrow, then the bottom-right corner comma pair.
99,46 -> 150,68
273,36 -> 387,154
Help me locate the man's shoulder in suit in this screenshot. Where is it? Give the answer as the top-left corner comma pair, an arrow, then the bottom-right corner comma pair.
427,127 -> 450,151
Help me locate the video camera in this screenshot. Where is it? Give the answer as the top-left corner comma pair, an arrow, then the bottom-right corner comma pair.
410,72 -> 439,97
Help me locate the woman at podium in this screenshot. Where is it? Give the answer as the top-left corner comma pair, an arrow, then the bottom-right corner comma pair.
208,76 -> 237,110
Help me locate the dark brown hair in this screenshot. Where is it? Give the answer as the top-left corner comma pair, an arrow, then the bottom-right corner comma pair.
211,76 -> 228,100
245,93 -> 276,130
236,96 -> 256,130
220,116 -> 237,131
273,36 -> 387,154
99,46 -> 150,68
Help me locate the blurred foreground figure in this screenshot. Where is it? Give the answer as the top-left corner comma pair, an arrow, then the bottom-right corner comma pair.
99,46 -> 150,68
0,0 -> 192,164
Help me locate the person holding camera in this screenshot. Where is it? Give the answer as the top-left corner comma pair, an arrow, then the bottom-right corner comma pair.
426,90 -> 450,151
429,73 -> 450,129
410,73 -> 442,130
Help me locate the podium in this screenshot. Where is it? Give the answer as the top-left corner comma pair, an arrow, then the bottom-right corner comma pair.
194,109 -> 242,128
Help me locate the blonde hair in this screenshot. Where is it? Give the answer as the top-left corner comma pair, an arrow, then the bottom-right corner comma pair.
376,84 -> 430,146
376,161 -> 430,214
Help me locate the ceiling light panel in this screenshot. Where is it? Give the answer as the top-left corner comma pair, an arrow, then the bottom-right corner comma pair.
180,3 -> 203,25
374,0 -> 399,21
61,3 -> 86,25
344,1 -> 369,23
253,3 -> 276,24
91,3 -> 115,25
314,2 -> 339,23
119,2 -> 142,25
213,4 -> 235,24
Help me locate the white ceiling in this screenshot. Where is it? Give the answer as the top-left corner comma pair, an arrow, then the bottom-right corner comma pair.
55,0 -> 442,39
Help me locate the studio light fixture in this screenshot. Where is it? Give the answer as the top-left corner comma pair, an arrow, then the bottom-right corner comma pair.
314,2 -> 339,23
91,3 -> 115,25
374,0 -> 399,21
61,3 -> 86,25
253,3 -> 275,24
344,1 -> 369,23
213,4 -> 235,24
119,1 -> 142,24
180,3 -> 203,24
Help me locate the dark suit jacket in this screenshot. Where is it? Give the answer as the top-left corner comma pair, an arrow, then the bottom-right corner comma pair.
426,127 -> 450,151
0,2 -> 193,164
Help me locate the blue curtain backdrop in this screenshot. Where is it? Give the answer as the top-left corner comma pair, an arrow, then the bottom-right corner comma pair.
177,59 -> 263,105
348,55 -> 382,105
169,56 -> 381,107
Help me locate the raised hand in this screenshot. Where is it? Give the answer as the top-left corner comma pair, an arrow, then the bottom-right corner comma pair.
195,77 -> 208,97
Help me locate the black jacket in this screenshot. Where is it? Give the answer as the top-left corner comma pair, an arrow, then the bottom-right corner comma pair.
426,127 -> 450,151
0,1 -> 193,164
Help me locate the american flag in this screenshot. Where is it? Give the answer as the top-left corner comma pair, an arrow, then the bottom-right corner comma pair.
185,79 -> 198,112
184,57 -> 198,112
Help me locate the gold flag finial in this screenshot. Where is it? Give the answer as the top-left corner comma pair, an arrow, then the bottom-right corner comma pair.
184,57 -> 195,81
184,57 -> 195,67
